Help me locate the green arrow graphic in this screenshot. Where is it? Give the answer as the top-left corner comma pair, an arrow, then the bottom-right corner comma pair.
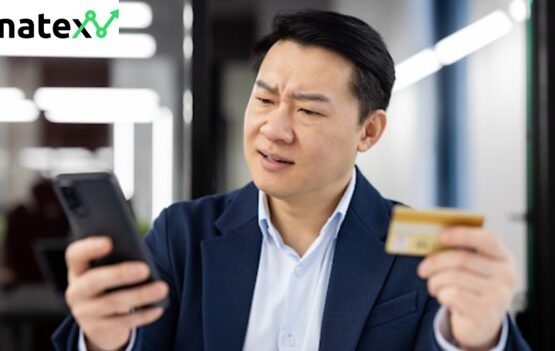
104,10 -> 119,29
73,9 -> 119,39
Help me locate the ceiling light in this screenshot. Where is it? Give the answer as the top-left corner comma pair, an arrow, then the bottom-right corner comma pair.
435,10 -> 512,65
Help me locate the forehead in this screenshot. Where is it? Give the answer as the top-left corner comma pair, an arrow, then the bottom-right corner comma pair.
256,40 -> 356,97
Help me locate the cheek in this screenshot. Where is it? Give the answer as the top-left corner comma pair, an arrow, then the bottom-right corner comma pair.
243,105 -> 259,141
243,117 -> 257,167
243,109 -> 267,162
295,129 -> 334,164
301,128 -> 358,165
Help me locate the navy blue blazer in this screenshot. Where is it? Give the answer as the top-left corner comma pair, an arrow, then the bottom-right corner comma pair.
52,169 -> 530,350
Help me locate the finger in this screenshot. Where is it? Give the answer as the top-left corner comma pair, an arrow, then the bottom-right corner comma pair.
418,249 -> 505,279
70,262 -> 150,301
427,269 -> 490,297
114,306 -> 165,329
440,227 -> 510,260
73,281 -> 168,319
84,307 -> 164,336
435,286 -> 480,316
66,237 -> 113,278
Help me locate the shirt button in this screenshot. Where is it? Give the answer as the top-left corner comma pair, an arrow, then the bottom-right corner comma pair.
294,266 -> 304,276
283,335 -> 295,347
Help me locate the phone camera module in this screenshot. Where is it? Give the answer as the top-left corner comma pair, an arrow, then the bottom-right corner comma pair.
61,186 -> 88,218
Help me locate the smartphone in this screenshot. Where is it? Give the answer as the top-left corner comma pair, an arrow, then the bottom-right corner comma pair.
53,172 -> 168,308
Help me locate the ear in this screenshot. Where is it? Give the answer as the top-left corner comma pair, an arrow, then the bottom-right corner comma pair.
357,109 -> 387,152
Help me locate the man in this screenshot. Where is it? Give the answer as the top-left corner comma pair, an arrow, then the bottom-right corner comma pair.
53,10 -> 530,351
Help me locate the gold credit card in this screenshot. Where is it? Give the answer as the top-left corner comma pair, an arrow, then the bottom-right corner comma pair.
385,206 -> 485,256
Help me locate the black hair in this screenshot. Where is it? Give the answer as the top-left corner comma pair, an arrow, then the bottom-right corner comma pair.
251,9 -> 396,124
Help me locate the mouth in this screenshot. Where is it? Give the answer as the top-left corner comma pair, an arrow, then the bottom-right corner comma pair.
258,150 -> 295,165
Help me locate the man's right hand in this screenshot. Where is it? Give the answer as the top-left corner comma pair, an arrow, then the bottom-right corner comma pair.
65,236 -> 169,351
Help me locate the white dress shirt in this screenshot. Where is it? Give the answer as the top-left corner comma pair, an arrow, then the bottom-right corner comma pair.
80,168 -> 508,350
242,169 -> 357,351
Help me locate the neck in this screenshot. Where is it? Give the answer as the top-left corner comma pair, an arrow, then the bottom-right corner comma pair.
267,172 -> 353,256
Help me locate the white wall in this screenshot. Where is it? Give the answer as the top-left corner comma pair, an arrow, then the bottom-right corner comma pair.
110,56 -> 178,222
3,59 -> 41,206
333,0 -> 528,306
221,61 -> 254,191
466,0 -> 528,305
333,0 -> 438,207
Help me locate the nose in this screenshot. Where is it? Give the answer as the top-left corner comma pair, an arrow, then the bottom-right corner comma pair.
259,106 -> 295,144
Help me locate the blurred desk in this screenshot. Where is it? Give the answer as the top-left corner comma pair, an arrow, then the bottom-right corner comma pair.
0,285 -> 68,351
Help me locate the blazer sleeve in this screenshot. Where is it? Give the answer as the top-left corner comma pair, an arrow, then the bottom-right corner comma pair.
411,296 -> 531,351
133,208 -> 180,350
412,295 -> 443,350
51,314 -> 81,351
51,208 -> 180,351
503,316 -> 531,351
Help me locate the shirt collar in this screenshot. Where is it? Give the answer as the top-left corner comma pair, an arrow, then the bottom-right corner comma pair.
258,167 -> 357,244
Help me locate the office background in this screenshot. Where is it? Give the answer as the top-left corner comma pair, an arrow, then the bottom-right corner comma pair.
0,0 -> 553,349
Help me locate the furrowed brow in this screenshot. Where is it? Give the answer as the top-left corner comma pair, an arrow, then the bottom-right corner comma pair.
255,80 -> 278,94
292,92 -> 330,103
255,80 -> 331,104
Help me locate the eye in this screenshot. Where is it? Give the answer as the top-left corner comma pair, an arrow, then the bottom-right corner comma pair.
298,108 -> 322,116
256,97 -> 273,105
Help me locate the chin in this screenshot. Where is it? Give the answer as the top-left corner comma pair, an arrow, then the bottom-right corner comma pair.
251,173 -> 293,197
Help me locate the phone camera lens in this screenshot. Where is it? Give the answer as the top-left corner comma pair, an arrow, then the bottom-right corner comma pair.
61,186 -> 80,210
60,186 -> 87,218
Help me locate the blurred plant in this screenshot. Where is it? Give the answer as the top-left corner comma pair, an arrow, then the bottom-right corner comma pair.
135,219 -> 151,237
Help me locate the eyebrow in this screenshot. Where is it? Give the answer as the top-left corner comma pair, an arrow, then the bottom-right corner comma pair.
255,79 -> 331,104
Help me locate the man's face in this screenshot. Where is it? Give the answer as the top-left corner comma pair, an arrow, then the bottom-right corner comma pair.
243,40 -> 367,201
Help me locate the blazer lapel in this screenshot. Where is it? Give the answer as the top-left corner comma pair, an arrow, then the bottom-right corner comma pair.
199,170 -> 397,351
201,183 -> 262,351
319,169 -> 397,351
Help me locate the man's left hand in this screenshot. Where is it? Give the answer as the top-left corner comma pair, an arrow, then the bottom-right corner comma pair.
417,227 -> 516,350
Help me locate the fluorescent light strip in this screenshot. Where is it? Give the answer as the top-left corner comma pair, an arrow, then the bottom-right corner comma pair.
394,10 -> 514,92
393,49 -> 441,91
35,87 -> 160,123
0,34 -> 156,58
18,147 -> 111,173
183,4 -> 193,30
183,35 -> 193,60
0,100 -> 39,122
19,148 -> 89,172
120,2 -> 153,29
435,10 -> 512,65
0,88 -> 38,123
0,88 -> 25,101
113,122 -> 135,199
508,0 -> 530,23
183,89 -> 193,124
44,108 -> 159,124
151,107 -> 174,220
35,88 -> 159,110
